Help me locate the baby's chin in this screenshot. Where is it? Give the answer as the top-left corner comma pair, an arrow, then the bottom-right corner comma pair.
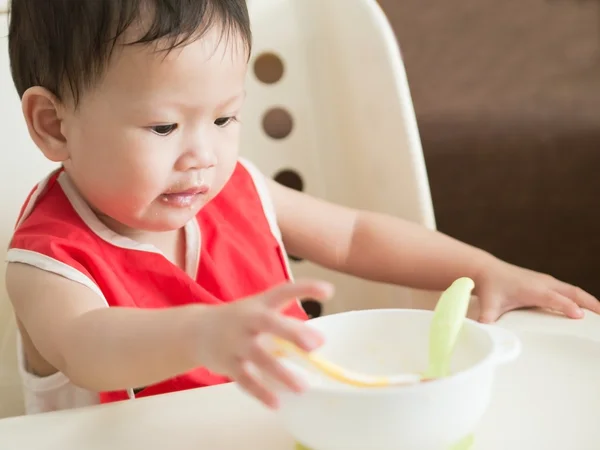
101,206 -> 202,236
133,209 -> 203,233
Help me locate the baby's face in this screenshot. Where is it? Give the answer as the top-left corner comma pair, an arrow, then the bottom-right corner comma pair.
60,26 -> 248,234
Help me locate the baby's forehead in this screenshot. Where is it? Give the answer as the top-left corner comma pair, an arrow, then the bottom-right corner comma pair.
91,30 -> 248,108
111,29 -> 247,77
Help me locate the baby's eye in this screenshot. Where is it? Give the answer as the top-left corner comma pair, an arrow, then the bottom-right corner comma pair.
150,124 -> 178,136
214,116 -> 236,127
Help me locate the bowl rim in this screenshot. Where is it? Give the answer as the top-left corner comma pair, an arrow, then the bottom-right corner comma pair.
290,308 -> 500,395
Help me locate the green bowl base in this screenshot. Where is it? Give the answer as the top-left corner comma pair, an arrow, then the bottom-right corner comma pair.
294,434 -> 474,450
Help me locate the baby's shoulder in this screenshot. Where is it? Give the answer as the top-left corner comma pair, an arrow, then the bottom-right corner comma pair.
11,175 -> 99,249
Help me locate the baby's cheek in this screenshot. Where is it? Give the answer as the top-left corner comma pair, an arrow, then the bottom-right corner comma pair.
215,158 -> 238,187
119,155 -> 170,191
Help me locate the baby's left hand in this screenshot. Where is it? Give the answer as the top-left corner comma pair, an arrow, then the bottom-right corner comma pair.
474,258 -> 600,323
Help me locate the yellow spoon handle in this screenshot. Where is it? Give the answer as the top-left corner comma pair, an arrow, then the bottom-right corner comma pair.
274,338 -> 389,387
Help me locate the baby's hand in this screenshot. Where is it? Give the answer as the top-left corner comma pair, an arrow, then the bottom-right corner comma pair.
474,258 -> 600,323
197,279 -> 334,409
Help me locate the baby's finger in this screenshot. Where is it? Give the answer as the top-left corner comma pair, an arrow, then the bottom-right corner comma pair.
478,302 -> 502,324
540,289 -> 583,319
553,282 -> 600,315
263,279 -> 334,310
236,360 -> 280,409
248,340 -> 306,393
254,313 -> 324,352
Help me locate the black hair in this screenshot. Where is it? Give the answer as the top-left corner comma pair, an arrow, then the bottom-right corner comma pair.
8,0 -> 251,104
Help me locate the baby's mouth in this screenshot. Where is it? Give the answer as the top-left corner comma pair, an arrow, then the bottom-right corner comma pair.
160,185 -> 209,207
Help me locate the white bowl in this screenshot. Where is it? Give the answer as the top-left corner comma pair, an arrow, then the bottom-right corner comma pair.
269,309 -> 521,450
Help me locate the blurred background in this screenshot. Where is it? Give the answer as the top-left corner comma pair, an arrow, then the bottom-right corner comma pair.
378,0 -> 600,297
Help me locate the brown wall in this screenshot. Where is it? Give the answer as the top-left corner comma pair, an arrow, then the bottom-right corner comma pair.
377,0 -> 600,296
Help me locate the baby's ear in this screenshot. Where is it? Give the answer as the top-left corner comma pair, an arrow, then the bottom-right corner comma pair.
21,87 -> 69,162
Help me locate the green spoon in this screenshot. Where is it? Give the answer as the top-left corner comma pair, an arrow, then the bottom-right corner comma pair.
424,277 -> 475,379
427,277 -> 476,450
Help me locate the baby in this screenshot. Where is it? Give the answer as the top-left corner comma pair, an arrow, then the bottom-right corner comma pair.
5,0 -> 599,414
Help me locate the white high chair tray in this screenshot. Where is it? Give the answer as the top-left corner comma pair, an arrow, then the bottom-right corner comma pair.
474,330 -> 600,449
1,313 -> 599,450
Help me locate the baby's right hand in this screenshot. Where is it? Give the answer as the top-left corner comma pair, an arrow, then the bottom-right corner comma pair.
196,279 -> 334,409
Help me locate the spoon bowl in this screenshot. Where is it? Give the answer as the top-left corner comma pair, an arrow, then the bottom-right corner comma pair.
426,277 -> 475,378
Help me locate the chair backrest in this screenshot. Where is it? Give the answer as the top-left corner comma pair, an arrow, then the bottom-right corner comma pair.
242,0 -> 438,316
0,12 -> 58,418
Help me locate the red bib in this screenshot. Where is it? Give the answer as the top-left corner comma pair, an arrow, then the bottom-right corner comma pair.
9,160 -> 307,403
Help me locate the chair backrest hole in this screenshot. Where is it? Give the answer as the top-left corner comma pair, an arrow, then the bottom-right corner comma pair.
253,52 -> 285,84
274,168 -> 304,191
301,300 -> 323,318
263,107 -> 293,139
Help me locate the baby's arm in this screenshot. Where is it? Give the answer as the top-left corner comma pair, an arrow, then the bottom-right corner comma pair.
267,177 -> 600,321
6,262 -> 208,391
268,179 -> 492,293
7,262 -> 331,406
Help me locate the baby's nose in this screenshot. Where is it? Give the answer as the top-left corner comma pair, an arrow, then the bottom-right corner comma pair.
176,147 -> 216,171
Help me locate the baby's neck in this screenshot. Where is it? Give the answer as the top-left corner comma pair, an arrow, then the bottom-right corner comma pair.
96,212 -> 187,270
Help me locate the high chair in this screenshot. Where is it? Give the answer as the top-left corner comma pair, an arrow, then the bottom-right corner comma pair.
0,12 -> 58,417
242,0 -> 438,316
0,0 -> 438,418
